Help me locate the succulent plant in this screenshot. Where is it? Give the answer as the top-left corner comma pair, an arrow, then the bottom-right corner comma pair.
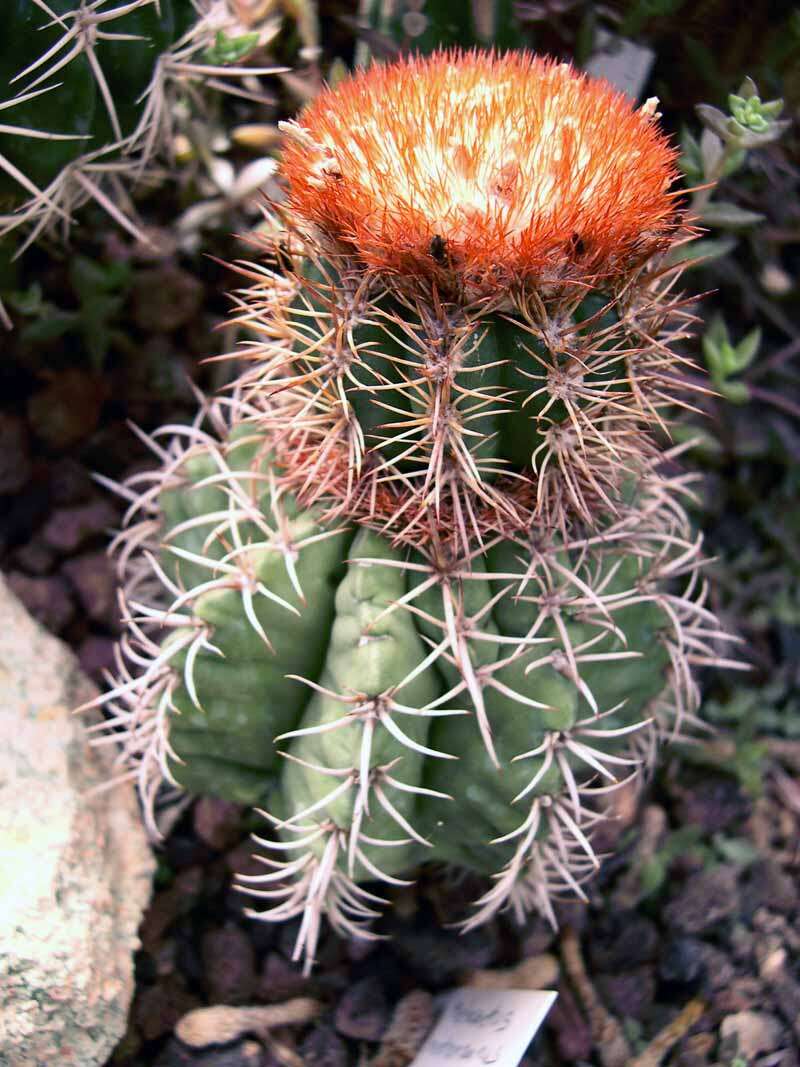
0,0 -> 283,248
89,51 -> 736,970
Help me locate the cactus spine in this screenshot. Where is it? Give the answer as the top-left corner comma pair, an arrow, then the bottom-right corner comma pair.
91,51 -> 735,970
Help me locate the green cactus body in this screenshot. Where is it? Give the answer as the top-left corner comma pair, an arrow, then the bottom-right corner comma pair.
104,371 -> 689,961
93,51 -> 733,969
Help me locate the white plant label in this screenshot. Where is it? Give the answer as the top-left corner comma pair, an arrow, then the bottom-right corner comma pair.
411,988 -> 558,1067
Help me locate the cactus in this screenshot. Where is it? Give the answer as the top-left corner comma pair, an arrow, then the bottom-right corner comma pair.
0,0 -> 283,247
89,51 -> 736,970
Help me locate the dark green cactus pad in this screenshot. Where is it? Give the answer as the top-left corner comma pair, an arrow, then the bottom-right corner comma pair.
0,2 -> 93,199
253,252 -> 669,549
0,1 -> 186,204
90,234 -> 726,968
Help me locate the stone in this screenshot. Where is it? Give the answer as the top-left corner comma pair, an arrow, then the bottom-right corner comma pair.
0,575 -> 154,1067
41,498 -> 119,554
597,966 -> 655,1021
675,1032 -> 715,1067
140,867 -> 205,952
765,968 -> 800,1041
174,1001 -> 321,1048
193,796 -> 244,851
720,1011 -> 784,1059
385,917 -> 497,985
202,924 -> 257,1005
715,977 -> 765,1015
62,549 -> 118,625
742,860 -> 799,915
299,1025 -> 349,1067
694,942 -> 735,992
256,952 -> 310,1003
156,1037 -> 265,1067
588,912 -> 659,971
663,865 -> 739,934
547,985 -> 592,1061
670,775 -> 750,834
658,937 -> 708,994
0,412 -> 32,494
372,990 -> 434,1067
373,990 -> 435,1067
5,571 -> 74,633
27,369 -> 109,450
12,537 -> 56,576
334,976 -> 389,1041
135,976 -> 202,1041
132,265 -> 204,333
463,954 -> 559,991
77,634 -> 117,679
49,458 -> 94,506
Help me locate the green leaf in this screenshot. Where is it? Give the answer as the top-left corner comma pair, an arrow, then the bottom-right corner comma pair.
732,741 -> 768,797
703,311 -> 729,354
719,379 -> 749,405
202,29 -> 260,66
639,855 -> 667,897
696,103 -> 730,139
703,316 -> 760,399
69,255 -> 131,300
20,308 -> 80,344
712,834 -> 759,866
679,126 -> 704,184
699,127 -> 724,177
699,201 -> 765,228
732,326 -> 762,371
6,281 -> 45,316
667,236 -> 737,269
730,120 -> 791,148
736,76 -> 758,100
669,422 -> 724,459
728,88 -> 784,132
721,146 -> 747,177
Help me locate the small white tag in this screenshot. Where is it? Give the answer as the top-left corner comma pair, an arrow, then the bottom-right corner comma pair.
411,988 -> 557,1067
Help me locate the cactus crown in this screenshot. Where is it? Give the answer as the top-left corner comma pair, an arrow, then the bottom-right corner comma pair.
281,51 -> 679,294
89,50 -> 734,972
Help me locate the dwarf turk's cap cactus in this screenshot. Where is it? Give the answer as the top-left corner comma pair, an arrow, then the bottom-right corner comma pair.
88,50 -> 737,972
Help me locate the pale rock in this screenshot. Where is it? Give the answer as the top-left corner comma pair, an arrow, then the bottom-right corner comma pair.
720,1011 -> 784,1059
0,575 -> 154,1067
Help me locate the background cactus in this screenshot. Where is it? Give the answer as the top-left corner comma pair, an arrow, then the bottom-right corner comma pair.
0,0 -> 283,248
89,50 -> 737,971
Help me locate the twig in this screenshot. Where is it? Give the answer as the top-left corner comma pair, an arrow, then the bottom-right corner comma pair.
560,926 -> 631,1067
746,335 -> 800,383
611,804 -> 668,910
370,990 -> 435,1067
748,384 -> 800,422
174,999 -> 322,1049
626,998 -> 706,1067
